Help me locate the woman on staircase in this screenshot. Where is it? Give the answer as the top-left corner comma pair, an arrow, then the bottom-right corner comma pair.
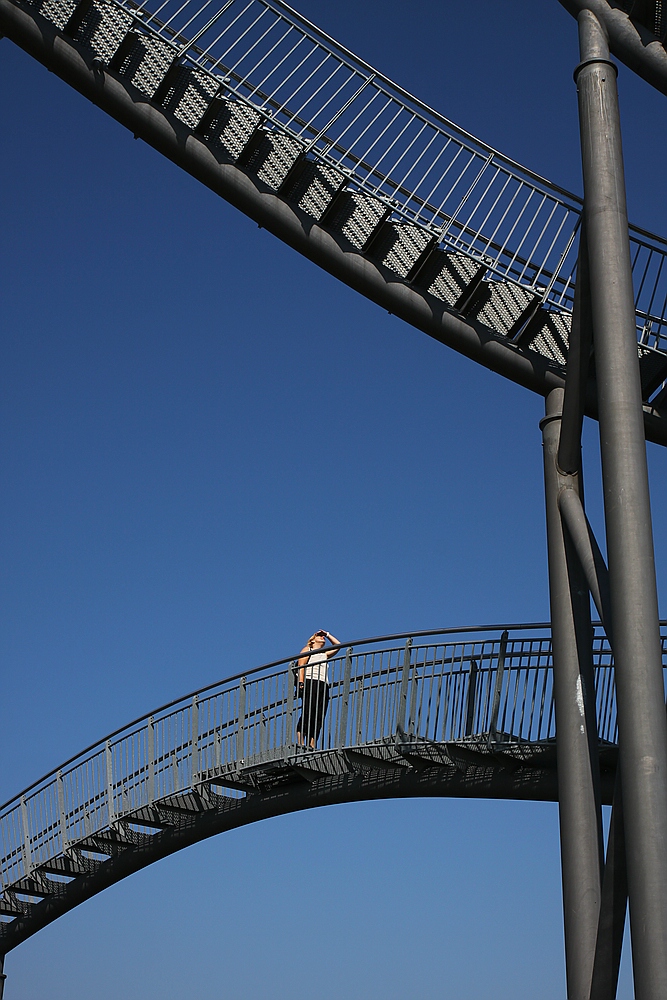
296,630 -> 340,748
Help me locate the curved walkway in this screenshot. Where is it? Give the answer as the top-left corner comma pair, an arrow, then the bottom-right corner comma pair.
3,0 -> 667,441
2,622 -> 665,953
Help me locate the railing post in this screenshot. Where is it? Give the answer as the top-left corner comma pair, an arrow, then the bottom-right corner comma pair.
56,770 -> 68,852
236,676 -> 246,764
337,648 -> 353,748
0,954 -> 6,1000
191,695 -> 199,786
20,796 -> 32,876
285,661 -> 296,749
355,678 -> 364,746
105,741 -> 115,825
260,712 -> 268,756
397,638 -> 413,739
465,659 -> 478,737
489,631 -> 509,741
147,717 -> 155,805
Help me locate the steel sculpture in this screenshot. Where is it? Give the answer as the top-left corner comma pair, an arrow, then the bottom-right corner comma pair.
0,624 -> 654,951
1,0 -> 667,997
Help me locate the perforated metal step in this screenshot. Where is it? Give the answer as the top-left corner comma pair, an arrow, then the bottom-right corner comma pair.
324,191 -> 388,250
239,130 -> 305,191
475,281 -> 536,337
161,64 -> 219,129
199,98 -> 263,161
527,311 -> 571,368
68,0 -> 132,63
282,160 -> 345,221
24,0 -> 78,30
370,221 -> 433,279
416,249 -> 481,306
112,29 -> 175,99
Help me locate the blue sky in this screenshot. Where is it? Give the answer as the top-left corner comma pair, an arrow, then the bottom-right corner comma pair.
1,1 -> 666,996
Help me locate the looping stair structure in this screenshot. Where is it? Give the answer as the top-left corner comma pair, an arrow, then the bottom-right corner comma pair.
1,622 -> 664,952
5,2 -> 667,992
3,0 -> 667,442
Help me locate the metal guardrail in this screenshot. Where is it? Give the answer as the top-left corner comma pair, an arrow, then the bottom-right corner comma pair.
86,0 -> 667,347
2,622 -> 667,902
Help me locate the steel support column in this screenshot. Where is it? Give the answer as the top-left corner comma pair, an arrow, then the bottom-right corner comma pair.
541,387 -> 603,1000
576,12 -> 667,996
0,954 -> 5,1000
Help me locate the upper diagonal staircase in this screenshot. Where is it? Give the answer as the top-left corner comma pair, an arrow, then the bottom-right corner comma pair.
3,0 -> 667,440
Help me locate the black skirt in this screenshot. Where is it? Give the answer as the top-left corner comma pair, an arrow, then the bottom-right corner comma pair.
297,679 -> 330,743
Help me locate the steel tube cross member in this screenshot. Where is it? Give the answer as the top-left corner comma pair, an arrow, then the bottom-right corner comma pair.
576,11 -> 667,997
541,388 -> 603,1000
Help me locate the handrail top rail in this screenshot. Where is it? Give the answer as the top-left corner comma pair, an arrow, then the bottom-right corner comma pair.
0,618 -> 636,814
0,620 -> 563,812
120,0 -> 667,253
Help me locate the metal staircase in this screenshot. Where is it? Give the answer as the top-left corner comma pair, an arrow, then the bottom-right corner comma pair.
0,622 -> 659,953
4,0 -> 667,440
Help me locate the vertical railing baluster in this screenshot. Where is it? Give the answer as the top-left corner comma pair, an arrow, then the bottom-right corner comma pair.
355,677 -> 364,745
408,646 -> 419,738
489,630 -> 508,742
56,770 -> 68,853
172,750 -> 179,793
396,638 -> 413,739
20,796 -> 32,876
260,707 -> 268,757
285,661 -> 296,749
337,648 -> 353,747
105,741 -> 115,826
191,695 -> 199,787
147,717 -> 155,805
237,676 -> 246,764
465,658 -> 479,737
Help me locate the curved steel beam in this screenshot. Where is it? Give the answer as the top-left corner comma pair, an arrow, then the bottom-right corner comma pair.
558,0 -> 667,95
0,755 -> 585,954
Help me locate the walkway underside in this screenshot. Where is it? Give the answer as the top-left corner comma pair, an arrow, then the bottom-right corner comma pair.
0,741 -> 615,953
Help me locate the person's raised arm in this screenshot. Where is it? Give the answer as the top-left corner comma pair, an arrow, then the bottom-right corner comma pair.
324,632 -> 341,658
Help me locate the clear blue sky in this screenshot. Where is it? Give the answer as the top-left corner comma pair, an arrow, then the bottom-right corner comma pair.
1,1 -> 666,996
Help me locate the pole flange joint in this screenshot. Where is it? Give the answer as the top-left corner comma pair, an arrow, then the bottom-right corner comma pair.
573,57 -> 618,84
539,412 -> 561,432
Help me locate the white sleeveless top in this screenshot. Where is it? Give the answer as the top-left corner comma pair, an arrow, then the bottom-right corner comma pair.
304,650 -> 329,683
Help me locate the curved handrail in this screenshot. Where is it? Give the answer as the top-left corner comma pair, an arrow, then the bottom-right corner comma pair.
0,620 -> 552,812
2,622 -> 667,897
11,0 -> 667,350
0,620 -> 665,950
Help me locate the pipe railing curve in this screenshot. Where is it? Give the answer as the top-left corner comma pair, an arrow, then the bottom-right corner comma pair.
1,621 -> 667,949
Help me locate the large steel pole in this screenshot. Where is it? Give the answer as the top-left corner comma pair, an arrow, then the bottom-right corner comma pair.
541,387 -> 603,1000
576,11 -> 667,997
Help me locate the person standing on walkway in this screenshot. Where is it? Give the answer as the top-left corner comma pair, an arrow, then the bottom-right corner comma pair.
296,630 -> 340,748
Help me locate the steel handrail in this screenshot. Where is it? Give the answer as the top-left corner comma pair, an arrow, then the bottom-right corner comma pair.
3,622 -> 666,895
0,621 -> 554,812
104,0 -> 667,336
